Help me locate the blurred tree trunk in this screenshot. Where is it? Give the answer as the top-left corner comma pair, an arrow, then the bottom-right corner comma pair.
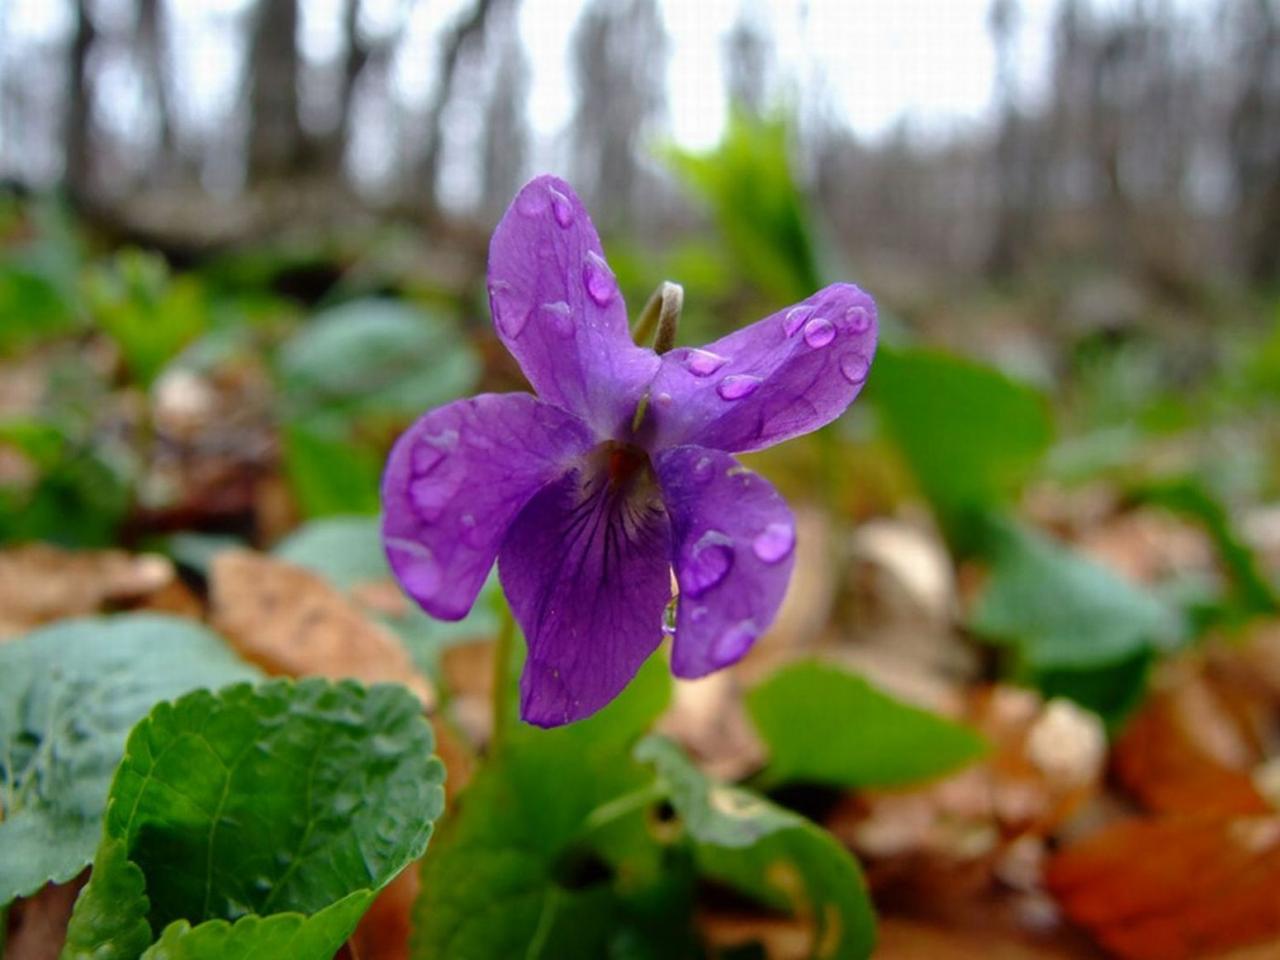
1229,0 -> 1280,284
137,0 -> 178,182
480,13 -> 529,216
64,0 -> 95,199
315,0 -> 368,176
571,0 -> 668,230
247,0 -> 304,181
416,0 -> 502,210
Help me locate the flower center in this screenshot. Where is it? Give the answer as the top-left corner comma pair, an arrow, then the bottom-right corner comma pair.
604,441 -> 651,491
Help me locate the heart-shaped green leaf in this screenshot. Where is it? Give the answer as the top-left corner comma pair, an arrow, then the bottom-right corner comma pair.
0,614 -> 260,906
62,678 -> 444,960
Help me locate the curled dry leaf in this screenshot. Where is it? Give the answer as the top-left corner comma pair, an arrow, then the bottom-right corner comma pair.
1047,815 -> 1280,960
657,670 -> 767,782
1113,659 -> 1270,817
210,549 -> 434,708
0,544 -> 175,639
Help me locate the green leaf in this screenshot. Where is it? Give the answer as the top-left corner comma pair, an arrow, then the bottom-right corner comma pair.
281,422 -> 382,518
970,520 -> 1185,723
746,661 -> 987,789
83,250 -> 207,386
0,615 -> 260,906
278,299 -> 479,426
667,113 -> 823,306
872,347 -> 1053,549
63,678 -> 444,960
636,735 -> 876,960
412,658 -> 671,958
1132,476 -> 1278,620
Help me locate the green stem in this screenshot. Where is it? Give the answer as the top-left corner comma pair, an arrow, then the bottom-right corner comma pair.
490,602 -> 517,758
579,781 -> 666,837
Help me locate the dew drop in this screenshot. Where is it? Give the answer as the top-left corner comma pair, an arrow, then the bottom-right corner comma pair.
540,300 -> 574,337
717,374 -> 763,401
692,456 -> 715,484
516,186 -> 546,217
803,316 -> 836,348
752,521 -> 796,564
690,605 -> 709,623
548,186 -> 574,228
845,304 -> 873,334
489,280 -> 528,338
713,621 -> 756,666
408,473 -> 458,523
412,428 -> 457,475
582,251 -> 617,306
682,533 -> 734,598
839,352 -> 870,385
685,348 -> 728,377
655,391 -> 673,408
386,538 -> 441,597
783,305 -> 812,337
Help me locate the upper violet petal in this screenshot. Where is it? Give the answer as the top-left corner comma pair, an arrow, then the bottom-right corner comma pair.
488,175 -> 660,438
655,445 -> 796,678
644,283 -> 877,453
381,392 -> 594,621
499,460 -> 672,727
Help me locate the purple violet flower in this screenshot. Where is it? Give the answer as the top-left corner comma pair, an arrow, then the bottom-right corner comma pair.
382,175 -> 877,727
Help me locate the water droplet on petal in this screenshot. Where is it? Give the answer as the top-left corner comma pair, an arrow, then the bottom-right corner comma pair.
411,428 -> 457,475
803,316 -> 836,348
582,251 -> 617,306
489,280 -> 528,338
548,186 -> 574,228
717,374 -> 763,401
752,521 -> 796,563
540,300 -> 574,337
845,304 -> 873,334
839,352 -> 870,385
713,621 -> 756,666
655,392 -> 673,408
516,186 -> 547,217
690,605 -> 709,623
385,538 -> 441,597
692,456 -> 714,483
783,305 -> 812,337
686,348 -> 728,377
682,533 -> 734,598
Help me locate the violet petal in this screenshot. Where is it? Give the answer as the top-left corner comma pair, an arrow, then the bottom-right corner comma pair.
381,392 -> 594,621
499,463 -> 672,727
645,283 -> 877,453
488,175 -> 660,438
655,445 -> 796,678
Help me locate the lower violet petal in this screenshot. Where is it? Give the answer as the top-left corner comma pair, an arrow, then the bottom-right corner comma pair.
381,393 -> 594,621
655,445 -> 797,678
499,461 -> 672,727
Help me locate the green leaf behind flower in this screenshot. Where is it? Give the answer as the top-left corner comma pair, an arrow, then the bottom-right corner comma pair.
747,660 -> 987,789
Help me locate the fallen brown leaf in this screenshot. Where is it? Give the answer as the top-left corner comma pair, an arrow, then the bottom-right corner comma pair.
4,874 -> 87,960
345,863 -> 419,960
1047,815 -> 1280,960
1113,661 -> 1270,816
874,916 -> 1095,959
0,544 -> 175,639
210,550 -> 434,708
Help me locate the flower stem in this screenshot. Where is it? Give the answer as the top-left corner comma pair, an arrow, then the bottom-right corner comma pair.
490,601 -> 517,758
579,781 -> 666,837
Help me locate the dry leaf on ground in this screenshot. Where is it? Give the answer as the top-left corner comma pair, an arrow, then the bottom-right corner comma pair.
210,549 -> 434,707
1047,815 -> 1280,960
4,875 -> 87,960
0,544 -> 175,639
1113,660 -> 1270,816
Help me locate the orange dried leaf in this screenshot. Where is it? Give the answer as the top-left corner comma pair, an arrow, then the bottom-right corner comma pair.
1047,816 -> 1280,960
